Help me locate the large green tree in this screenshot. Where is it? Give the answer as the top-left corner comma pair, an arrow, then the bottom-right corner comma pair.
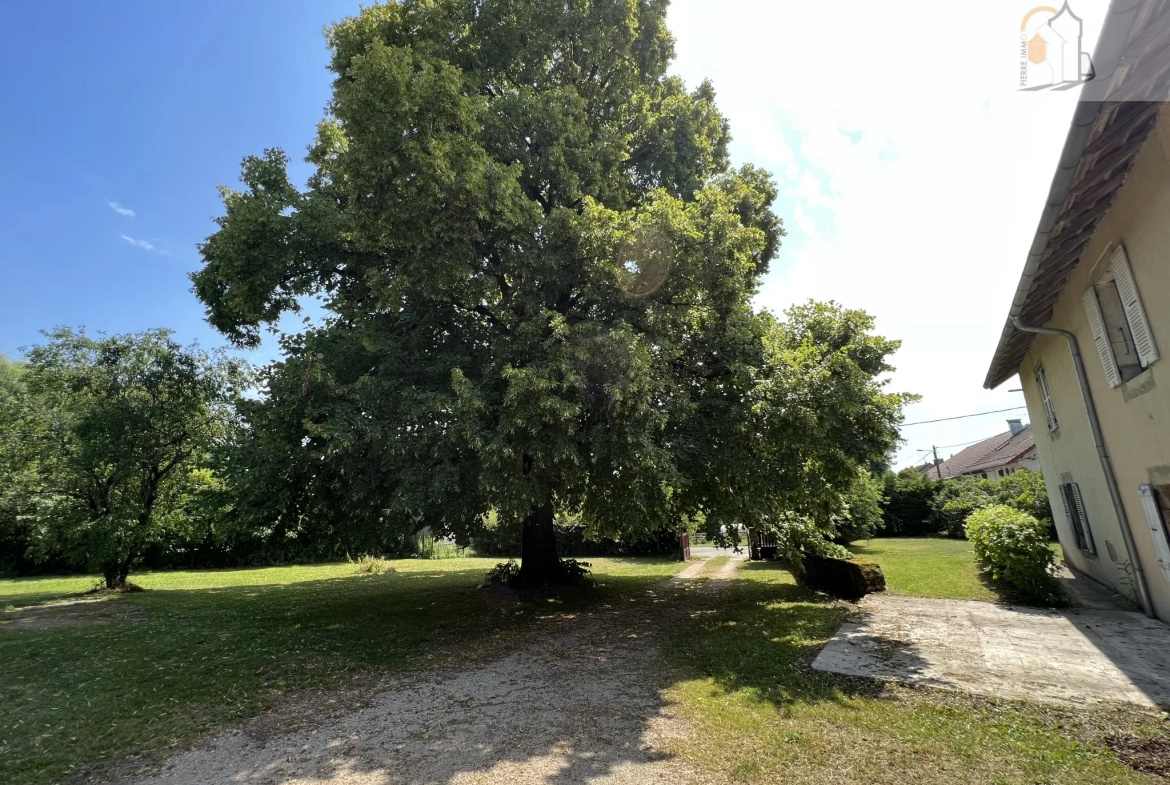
193,0 -> 908,583
0,329 -> 248,588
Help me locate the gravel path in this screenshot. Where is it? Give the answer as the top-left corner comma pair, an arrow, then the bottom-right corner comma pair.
128,555 -> 744,785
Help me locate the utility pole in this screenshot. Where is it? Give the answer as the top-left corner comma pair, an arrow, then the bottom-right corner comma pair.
933,445 -> 942,479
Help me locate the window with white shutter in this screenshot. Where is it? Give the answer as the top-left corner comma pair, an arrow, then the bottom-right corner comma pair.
1059,485 -> 1085,550
1110,245 -> 1159,367
1083,286 -> 1124,387
1137,485 -> 1170,580
1069,483 -> 1096,555
1035,365 -> 1058,432
1059,483 -> 1095,553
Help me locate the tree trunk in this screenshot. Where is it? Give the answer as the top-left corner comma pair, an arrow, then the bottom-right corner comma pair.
519,503 -> 561,586
102,562 -> 131,590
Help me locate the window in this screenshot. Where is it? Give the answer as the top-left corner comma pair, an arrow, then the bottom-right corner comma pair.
1058,482 -> 1096,554
1083,244 -> 1159,388
1137,485 -> 1170,580
1035,365 -> 1058,431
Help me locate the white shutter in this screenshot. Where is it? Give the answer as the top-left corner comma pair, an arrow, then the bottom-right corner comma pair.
1110,245 -> 1159,367
1138,485 -> 1170,581
1058,484 -> 1081,549
1070,483 -> 1096,554
1083,286 -> 1123,387
1036,366 -> 1058,431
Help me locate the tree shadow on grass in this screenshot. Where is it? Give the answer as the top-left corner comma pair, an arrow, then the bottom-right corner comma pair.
666,561 -> 909,708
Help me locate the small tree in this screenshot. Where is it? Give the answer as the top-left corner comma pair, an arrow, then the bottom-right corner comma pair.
1,329 -> 249,588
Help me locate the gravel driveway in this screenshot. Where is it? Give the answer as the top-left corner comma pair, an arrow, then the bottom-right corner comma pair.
127,556 -> 744,785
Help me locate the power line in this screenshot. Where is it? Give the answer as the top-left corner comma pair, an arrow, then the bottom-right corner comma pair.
900,406 -> 1028,427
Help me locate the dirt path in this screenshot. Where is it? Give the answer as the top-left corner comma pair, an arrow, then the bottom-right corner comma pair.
128,555 -> 744,785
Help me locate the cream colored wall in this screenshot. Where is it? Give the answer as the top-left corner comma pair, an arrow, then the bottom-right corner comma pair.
1018,106 -> 1170,617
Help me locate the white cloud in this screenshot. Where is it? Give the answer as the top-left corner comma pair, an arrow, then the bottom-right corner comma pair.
121,234 -> 155,251
106,200 -> 136,217
668,0 -> 1111,467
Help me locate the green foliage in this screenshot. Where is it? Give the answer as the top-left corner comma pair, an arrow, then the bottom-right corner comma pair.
829,471 -> 885,544
484,556 -> 591,587
987,468 -> 1053,529
416,534 -> 464,560
932,476 -> 994,538
929,469 -> 1053,540
876,468 -> 1053,542
965,505 -> 1061,604
762,515 -> 851,572
0,329 -> 249,588
879,469 -> 941,536
558,558 -> 593,586
484,559 -> 521,585
0,353 -> 37,575
191,0 -> 912,573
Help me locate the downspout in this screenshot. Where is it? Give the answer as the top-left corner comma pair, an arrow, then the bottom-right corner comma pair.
1012,317 -> 1154,618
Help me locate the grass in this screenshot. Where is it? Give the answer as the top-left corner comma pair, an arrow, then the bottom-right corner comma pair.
0,556 -> 683,785
663,561 -> 1164,784
848,537 -> 998,601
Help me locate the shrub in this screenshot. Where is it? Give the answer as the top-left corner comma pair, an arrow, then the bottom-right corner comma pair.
965,505 -> 1061,604
558,558 -> 593,586
483,558 -> 592,588
484,559 -> 521,585
988,469 -> 1054,536
801,554 -> 886,601
349,554 -> 395,574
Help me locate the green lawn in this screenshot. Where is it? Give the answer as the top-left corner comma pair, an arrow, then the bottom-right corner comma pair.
0,556 -> 682,785
663,562 -> 1161,784
848,537 -> 998,600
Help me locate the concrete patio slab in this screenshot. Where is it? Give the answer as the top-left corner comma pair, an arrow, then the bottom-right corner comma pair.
812,593 -> 1170,708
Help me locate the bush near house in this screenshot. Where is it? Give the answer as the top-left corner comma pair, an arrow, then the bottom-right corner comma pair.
965,504 -> 1061,604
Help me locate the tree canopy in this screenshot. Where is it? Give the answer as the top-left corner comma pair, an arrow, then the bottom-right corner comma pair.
192,0 -> 910,583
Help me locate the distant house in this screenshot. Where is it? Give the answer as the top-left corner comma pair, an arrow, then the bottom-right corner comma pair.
921,420 -> 1040,480
984,0 -> 1170,619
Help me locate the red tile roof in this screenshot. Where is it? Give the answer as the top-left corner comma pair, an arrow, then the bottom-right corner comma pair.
923,424 -> 1036,479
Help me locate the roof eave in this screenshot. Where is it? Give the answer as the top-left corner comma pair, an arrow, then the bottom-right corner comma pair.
984,0 -> 1152,389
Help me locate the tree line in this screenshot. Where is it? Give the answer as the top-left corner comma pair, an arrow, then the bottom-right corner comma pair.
876,467 -> 1053,540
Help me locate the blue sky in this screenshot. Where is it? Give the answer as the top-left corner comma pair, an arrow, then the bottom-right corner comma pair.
0,1 -> 1106,467
0,0 -> 353,364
